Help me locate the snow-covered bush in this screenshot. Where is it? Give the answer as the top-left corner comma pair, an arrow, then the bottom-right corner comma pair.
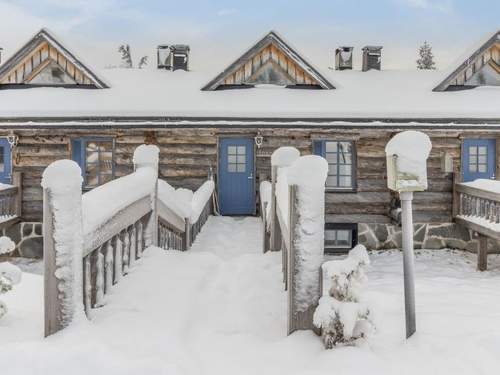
313,245 -> 374,348
0,236 -> 21,319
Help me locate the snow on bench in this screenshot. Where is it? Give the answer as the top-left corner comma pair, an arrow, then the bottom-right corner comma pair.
42,145 -> 214,337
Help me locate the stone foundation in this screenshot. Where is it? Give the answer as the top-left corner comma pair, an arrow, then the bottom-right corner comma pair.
2,222 -> 43,258
358,222 -> 500,253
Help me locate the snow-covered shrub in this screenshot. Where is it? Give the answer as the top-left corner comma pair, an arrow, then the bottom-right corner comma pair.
0,236 -> 22,319
313,245 -> 374,348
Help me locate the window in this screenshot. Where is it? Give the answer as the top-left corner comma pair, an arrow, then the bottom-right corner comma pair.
72,138 -> 115,188
227,145 -> 246,173
313,140 -> 355,189
468,145 -> 488,173
324,223 -> 357,254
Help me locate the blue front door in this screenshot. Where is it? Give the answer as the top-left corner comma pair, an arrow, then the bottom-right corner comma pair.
0,139 -> 12,184
218,138 -> 255,215
463,139 -> 496,182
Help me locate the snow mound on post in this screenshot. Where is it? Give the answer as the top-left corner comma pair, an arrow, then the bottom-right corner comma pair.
288,155 -> 328,312
0,236 -> 15,255
0,262 -> 22,285
190,180 -> 215,224
133,144 -> 160,168
157,180 -> 192,218
41,160 -> 84,325
385,130 -> 431,162
271,146 -> 300,167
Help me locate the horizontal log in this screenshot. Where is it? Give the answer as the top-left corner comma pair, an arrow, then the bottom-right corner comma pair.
326,191 -> 391,204
326,214 -> 391,224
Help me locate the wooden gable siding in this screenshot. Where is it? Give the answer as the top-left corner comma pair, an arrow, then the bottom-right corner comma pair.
222,44 -> 315,86
4,126 -> 494,226
0,41 -> 92,85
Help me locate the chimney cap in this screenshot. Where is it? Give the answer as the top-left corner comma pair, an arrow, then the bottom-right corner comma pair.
362,46 -> 383,51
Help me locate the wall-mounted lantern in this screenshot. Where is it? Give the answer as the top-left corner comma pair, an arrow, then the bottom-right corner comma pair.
7,132 -> 18,148
254,133 -> 264,148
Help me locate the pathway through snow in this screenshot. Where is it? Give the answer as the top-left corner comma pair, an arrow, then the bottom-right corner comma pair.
1,216 -> 500,374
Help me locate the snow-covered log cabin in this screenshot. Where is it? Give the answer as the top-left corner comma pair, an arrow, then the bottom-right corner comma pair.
0,28 -> 499,257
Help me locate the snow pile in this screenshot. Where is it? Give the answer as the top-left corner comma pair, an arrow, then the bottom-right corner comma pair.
41,160 -> 84,325
385,130 -> 432,191
82,167 -> 157,235
272,147 -> 300,227
132,144 -> 160,170
0,236 -> 15,255
0,235 -> 21,319
288,155 -> 328,311
314,245 -> 374,348
463,178 -> 500,193
190,180 -> 215,224
259,181 -> 272,226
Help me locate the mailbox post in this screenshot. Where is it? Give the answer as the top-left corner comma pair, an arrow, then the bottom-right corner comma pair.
385,131 -> 432,339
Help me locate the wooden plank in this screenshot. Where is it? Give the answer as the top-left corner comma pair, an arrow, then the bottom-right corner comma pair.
455,217 -> 500,240
477,234 -> 488,271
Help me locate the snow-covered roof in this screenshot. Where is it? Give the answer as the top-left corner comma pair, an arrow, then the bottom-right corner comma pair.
0,67 -> 498,121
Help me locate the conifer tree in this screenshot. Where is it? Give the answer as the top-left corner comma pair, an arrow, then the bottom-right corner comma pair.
416,41 -> 436,70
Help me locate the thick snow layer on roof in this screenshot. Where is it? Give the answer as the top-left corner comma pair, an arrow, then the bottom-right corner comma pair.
0,67 -> 499,119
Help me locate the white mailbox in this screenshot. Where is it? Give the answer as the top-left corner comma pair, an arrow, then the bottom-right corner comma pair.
385,131 -> 432,192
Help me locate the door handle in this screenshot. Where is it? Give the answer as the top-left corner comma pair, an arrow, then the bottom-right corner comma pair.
248,173 -> 253,179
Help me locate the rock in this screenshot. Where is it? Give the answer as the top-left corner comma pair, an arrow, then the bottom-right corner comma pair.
373,224 -> 389,243
427,224 -> 470,242
466,241 -> 479,253
18,237 -> 43,258
445,238 -> 467,250
392,231 -> 402,249
358,223 -> 370,234
487,239 -> 500,254
22,223 -> 32,237
423,237 -> 445,249
5,223 -> 21,244
358,230 -> 379,250
34,223 -> 42,236
413,224 -> 427,243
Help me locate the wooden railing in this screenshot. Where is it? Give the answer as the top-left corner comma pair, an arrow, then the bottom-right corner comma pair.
0,172 -> 22,227
43,146 -> 214,337
455,181 -> 500,270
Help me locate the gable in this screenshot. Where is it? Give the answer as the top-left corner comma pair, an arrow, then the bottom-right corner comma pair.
202,31 -> 334,90
434,30 -> 500,91
0,29 -> 108,89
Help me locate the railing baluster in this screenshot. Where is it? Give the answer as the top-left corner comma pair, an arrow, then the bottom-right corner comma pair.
84,256 -> 92,315
105,241 -> 114,294
95,250 -> 105,308
130,225 -> 136,266
137,220 -> 144,258
123,229 -> 130,274
114,234 -> 123,283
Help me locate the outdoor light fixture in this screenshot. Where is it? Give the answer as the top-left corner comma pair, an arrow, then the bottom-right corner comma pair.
7,132 -> 18,148
254,133 -> 264,148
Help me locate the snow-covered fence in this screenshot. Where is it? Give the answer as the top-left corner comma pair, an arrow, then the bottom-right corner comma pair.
259,180 -> 271,253
43,145 -> 214,337
266,146 -> 328,335
0,172 -> 22,226
455,179 -> 500,270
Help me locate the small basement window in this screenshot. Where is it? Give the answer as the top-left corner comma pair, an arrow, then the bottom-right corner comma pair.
324,223 -> 358,254
71,138 -> 115,189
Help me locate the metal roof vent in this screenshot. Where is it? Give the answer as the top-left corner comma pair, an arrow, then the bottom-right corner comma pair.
362,46 -> 382,71
157,44 -> 190,71
335,47 -> 353,70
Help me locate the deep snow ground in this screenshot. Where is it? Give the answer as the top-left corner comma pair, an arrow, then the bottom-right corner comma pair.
1,216 -> 500,374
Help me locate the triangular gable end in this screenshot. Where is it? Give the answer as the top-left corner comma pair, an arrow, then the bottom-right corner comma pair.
0,28 -> 108,89
202,31 -> 335,90
433,30 -> 500,92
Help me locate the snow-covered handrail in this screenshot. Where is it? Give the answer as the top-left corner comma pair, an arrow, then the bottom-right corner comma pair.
42,144 -> 213,337
455,180 -> 500,270
259,180 -> 271,253
0,172 -> 22,227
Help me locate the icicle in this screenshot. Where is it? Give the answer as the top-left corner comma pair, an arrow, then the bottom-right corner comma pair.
105,241 -> 113,293
114,234 -> 123,284
95,251 -> 105,307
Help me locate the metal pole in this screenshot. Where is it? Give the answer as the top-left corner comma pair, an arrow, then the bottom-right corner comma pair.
400,191 -> 416,339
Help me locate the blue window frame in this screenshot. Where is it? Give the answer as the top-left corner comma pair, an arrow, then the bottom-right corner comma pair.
313,140 -> 356,190
71,138 -> 115,188
0,139 -> 12,184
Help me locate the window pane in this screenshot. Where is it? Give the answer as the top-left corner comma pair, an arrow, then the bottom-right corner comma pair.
325,153 -> 337,163
469,164 -> 477,172
237,155 -> 246,163
228,155 -> 236,163
339,142 -> 352,153
339,176 -> 352,187
336,230 -> 351,247
237,164 -> 246,173
228,146 -> 237,154
469,146 -> 477,155
228,164 -> 236,172
237,146 -> 246,155
339,165 -> 352,175
478,146 -> 487,155
325,142 -> 337,152
0,148 -> 4,173
100,174 -> 113,184
328,165 -> 337,175
326,176 -> 338,187
469,155 -> 477,164
325,230 -> 337,242
478,164 -> 487,173
478,155 -> 487,164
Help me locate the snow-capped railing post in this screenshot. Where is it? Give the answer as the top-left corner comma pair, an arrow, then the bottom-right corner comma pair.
42,160 -> 84,337
286,155 -> 328,335
133,145 -> 160,248
270,147 -> 300,253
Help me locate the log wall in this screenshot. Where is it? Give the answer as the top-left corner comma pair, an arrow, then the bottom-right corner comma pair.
3,126 -> 500,225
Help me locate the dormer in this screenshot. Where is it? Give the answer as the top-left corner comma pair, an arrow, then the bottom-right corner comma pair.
434,30 -> 500,91
202,31 -> 334,91
0,28 -> 108,89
